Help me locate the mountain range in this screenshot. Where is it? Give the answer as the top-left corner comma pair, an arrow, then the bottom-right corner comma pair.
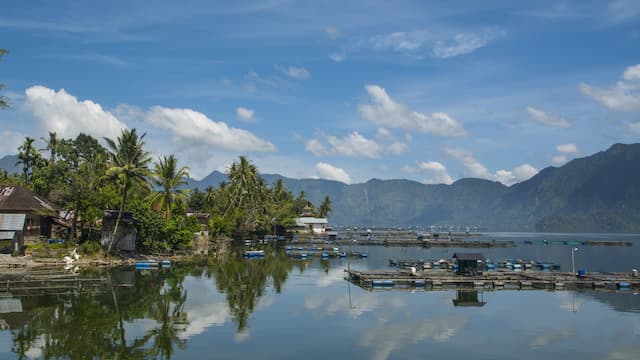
3,143 -> 640,232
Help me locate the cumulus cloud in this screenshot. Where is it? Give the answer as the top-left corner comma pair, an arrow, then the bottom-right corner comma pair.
526,106 -> 572,128
236,107 -> 256,122
580,63 -> 640,112
432,29 -> 505,58
387,141 -> 408,155
358,85 -> 466,137
274,65 -> 311,80
145,106 -> 275,152
552,155 -> 567,165
315,162 -> 351,183
305,138 -> 331,157
401,165 -> 418,174
24,85 -> 127,140
556,143 -> 579,154
419,161 -> 454,184
445,147 -> 538,185
327,132 -> 382,158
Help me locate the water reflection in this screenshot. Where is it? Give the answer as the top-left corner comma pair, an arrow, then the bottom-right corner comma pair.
452,290 -> 486,307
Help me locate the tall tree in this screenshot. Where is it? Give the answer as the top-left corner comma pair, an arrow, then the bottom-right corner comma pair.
41,131 -> 59,164
15,137 -> 41,184
104,128 -> 151,254
0,49 -> 9,109
318,196 -> 332,218
149,155 -> 190,220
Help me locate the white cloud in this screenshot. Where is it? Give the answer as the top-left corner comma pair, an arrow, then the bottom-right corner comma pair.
445,147 -> 491,179
145,106 -> 275,152
327,132 -> 382,158
629,122 -> 640,133
274,65 -> 311,80
24,85 -> 127,140
306,132 -> 382,159
236,107 -> 256,122
418,161 -> 454,185
556,143 -> 579,155
387,141 -> 408,155
370,30 -> 429,52
324,26 -> 341,39
329,52 -> 345,62
494,164 -> 538,186
358,85 -> 466,137
305,138 -> 331,157
315,162 -> 351,183
432,29 -> 505,58
623,64 -> 640,80
376,128 -> 392,139
526,106 -> 572,128
446,147 -> 538,185
580,64 -> 640,112
552,155 -> 567,165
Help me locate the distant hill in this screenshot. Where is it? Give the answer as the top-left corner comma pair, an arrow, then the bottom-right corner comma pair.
0,154 -> 19,174
187,143 -> 640,232
5,143 -> 640,232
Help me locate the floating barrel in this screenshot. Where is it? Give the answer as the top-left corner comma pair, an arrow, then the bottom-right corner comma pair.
413,279 -> 426,287
360,253 -> 368,258
372,279 -> 394,287
300,253 -> 308,259
339,252 -> 347,258
487,263 -> 496,270
161,260 -> 171,267
618,282 -> 631,289
321,252 -> 329,258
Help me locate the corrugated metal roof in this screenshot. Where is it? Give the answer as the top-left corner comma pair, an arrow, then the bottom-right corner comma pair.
453,253 -> 485,261
0,231 -> 16,240
0,213 -> 25,231
295,217 -> 328,226
0,297 -> 23,313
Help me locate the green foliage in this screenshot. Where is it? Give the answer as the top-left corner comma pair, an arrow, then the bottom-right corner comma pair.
0,49 -> 9,109
79,241 -> 102,255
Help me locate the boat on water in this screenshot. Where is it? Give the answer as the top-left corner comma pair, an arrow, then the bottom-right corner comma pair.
243,250 -> 265,257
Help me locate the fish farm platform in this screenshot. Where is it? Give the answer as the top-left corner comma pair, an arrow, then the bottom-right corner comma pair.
346,269 -> 640,292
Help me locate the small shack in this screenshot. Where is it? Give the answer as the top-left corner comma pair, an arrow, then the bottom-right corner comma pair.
0,213 -> 25,254
0,186 -> 70,253
452,290 -> 486,307
101,211 -> 137,252
453,253 -> 485,276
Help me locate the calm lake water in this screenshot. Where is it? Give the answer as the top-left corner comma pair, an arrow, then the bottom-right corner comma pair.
1,233 -> 639,359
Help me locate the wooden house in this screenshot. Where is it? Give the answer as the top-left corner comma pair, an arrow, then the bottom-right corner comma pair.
101,210 -> 137,252
452,253 -> 485,276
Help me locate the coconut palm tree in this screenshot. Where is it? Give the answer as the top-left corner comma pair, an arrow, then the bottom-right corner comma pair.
318,196 -> 332,217
41,131 -> 59,164
149,155 -> 190,219
16,136 -> 40,184
104,128 -> 151,254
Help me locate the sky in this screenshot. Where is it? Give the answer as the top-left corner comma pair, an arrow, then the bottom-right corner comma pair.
1,0 -> 639,185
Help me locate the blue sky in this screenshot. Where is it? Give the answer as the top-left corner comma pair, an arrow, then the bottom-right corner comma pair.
1,0 -> 639,184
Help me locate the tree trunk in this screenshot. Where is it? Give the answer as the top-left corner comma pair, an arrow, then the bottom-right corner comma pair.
107,182 -> 129,255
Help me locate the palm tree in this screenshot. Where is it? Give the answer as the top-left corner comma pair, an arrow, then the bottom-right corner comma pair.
40,131 -> 59,164
16,136 -> 40,184
318,196 -> 332,217
223,156 -> 260,218
104,128 -> 151,254
149,155 -> 190,219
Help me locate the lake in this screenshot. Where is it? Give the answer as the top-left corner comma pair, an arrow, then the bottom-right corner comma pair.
1,232 -> 639,359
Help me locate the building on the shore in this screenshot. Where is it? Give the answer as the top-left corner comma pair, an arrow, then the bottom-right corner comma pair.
293,205 -> 329,235
452,253 -> 485,276
0,185 -> 70,254
101,210 -> 137,252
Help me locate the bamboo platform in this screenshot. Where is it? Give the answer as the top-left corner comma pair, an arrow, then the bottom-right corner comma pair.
346,269 -> 640,292
0,267 -> 112,295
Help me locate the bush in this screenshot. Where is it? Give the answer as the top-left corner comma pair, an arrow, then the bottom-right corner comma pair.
79,241 -> 102,256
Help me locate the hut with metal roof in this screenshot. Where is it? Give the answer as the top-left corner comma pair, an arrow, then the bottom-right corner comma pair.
452,253 -> 485,276
0,185 -> 69,253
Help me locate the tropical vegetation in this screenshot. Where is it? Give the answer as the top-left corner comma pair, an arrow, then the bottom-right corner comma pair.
2,128 -> 332,255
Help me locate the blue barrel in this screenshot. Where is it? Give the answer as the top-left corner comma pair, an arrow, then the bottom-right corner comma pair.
413,280 -> 426,287
321,252 -> 329,258
577,269 -> 586,277
300,253 -> 308,259
618,282 -> 631,289
372,279 -> 394,286
161,260 -> 171,267
339,252 -> 347,257
360,253 -> 368,258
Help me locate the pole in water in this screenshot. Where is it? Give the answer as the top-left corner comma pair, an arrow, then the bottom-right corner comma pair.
571,247 -> 578,274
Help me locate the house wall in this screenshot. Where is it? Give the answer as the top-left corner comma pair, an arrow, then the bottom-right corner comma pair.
101,219 -> 137,252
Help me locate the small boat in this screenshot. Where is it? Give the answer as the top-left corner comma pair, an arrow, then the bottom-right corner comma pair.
243,250 -> 265,257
